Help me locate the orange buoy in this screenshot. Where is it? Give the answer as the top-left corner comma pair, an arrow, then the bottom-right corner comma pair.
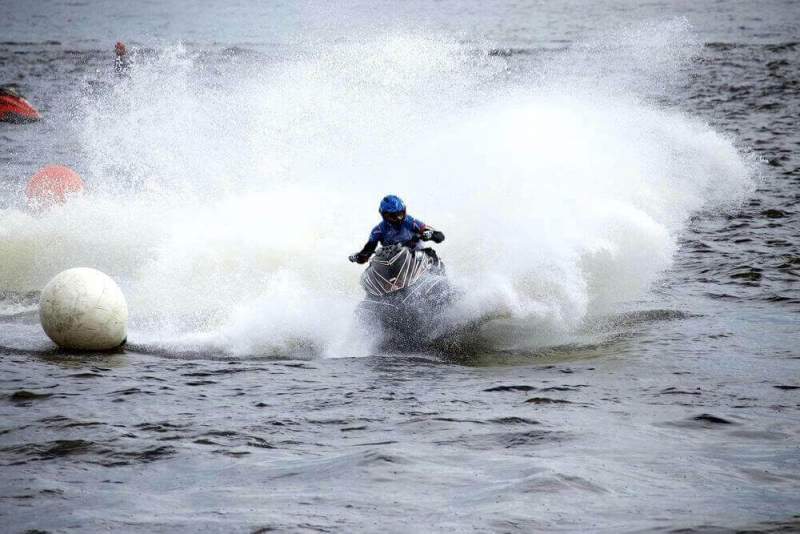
25,165 -> 85,208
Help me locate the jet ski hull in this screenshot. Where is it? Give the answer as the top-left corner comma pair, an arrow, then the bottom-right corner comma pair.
356,245 -> 453,348
0,93 -> 41,123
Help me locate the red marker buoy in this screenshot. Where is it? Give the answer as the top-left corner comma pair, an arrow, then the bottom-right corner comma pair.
25,165 -> 85,209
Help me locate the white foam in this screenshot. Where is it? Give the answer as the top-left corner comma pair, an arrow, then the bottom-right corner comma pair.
0,24 -> 756,356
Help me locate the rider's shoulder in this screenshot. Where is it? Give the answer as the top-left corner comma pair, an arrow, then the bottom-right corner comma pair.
404,215 -> 425,229
370,222 -> 385,236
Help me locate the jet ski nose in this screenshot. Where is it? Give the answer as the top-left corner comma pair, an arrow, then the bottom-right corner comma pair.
0,87 -> 41,123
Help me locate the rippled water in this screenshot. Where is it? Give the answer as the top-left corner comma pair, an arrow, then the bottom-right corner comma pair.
2,1 -> 799,532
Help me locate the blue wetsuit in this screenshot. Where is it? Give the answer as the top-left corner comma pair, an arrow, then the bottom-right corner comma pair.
368,215 -> 427,246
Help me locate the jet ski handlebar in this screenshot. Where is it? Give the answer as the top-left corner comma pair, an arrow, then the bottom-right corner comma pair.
349,229 -> 444,263
408,229 -> 443,244
418,229 -> 445,243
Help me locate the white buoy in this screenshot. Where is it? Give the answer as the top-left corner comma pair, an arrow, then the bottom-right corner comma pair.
39,268 -> 128,351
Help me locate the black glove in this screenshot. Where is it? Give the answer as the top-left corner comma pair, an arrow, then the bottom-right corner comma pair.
431,230 -> 445,243
349,252 -> 370,264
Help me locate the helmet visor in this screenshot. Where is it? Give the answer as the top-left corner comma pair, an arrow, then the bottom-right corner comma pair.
382,211 -> 405,224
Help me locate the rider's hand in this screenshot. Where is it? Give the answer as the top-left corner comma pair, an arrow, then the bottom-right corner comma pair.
350,253 -> 370,264
421,229 -> 434,241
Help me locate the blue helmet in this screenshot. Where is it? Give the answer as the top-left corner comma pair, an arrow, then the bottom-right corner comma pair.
378,195 -> 406,214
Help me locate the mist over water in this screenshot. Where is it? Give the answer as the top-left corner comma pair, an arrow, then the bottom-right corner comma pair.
0,21 -> 755,357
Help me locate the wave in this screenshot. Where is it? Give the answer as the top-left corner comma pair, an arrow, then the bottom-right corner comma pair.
0,22 -> 756,357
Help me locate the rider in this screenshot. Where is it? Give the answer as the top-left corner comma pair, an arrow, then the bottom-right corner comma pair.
349,195 -> 445,264
114,41 -> 130,75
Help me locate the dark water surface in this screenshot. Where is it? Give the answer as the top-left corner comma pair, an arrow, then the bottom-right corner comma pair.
2,1 -> 800,532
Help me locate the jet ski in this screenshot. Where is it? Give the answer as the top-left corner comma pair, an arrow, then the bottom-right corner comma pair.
354,236 -> 454,347
0,86 -> 41,123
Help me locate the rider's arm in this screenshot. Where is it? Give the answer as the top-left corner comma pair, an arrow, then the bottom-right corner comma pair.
352,224 -> 383,263
355,239 -> 378,263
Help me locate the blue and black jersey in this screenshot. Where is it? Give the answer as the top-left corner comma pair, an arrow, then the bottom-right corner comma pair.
368,215 -> 428,247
